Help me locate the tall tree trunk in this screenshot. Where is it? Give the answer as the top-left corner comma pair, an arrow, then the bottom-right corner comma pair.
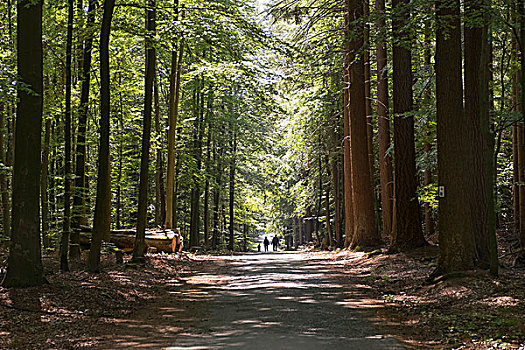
0,104 -> 11,240
132,0 -> 156,263
518,0 -> 525,255
41,118 -> 51,248
343,6 -> 354,248
71,0 -> 96,259
423,27 -> 435,237
154,70 -> 166,227
512,35 -> 520,237
203,126 -> 211,250
325,156 -> 332,247
435,0 -> 475,274
464,0 -> 498,274
165,2 -> 184,229
88,0 -> 115,272
364,0 -> 374,180
3,0 -> 45,288
228,131 -> 237,251
212,140 -> 222,250
346,0 -> 379,248
60,0 -> 74,272
375,0 -> 393,239
390,0 -> 425,252
189,78 -> 205,249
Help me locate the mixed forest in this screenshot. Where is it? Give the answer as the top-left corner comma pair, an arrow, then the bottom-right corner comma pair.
1,0 -> 525,289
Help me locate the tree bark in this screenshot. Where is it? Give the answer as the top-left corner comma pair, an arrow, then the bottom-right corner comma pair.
165,2 -> 184,229
3,0 -> 45,288
228,131 -> 237,251
60,0 -> 74,272
375,0 -> 393,239
88,0 -> 115,272
435,0 -> 475,274
343,6 -> 354,248
71,0 -> 96,260
132,0 -> 156,263
464,0 -> 498,274
0,103 -> 11,241
154,69 -> 166,227
519,0 -> 525,254
390,0 -> 425,252
331,156 -> 342,247
346,0 -> 379,248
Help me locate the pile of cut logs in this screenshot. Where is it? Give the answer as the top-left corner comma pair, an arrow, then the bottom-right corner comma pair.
76,226 -> 183,253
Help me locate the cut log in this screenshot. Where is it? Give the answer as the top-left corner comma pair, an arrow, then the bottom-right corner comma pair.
77,229 -> 180,253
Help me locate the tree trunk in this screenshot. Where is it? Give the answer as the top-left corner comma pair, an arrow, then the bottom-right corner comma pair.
325,156 -> 332,247
132,0 -> 156,263
71,0 -> 96,260
512,36 -> 520,237
375,0 -> 393,239
346,0 -> 379,248
165,2 -> 184,229
203,126 -> 211,250
154,69 -> 166,227
228,131 -> 237,251
435,0 -> 475,274
390,0 -> 425,252
331,156 -> 342,247
423,27 -> 434,237
364,0 -> 374,181
189,79 -> 205,249
0,104 -> 11,241
464,0 -> 498,274
519,0 -> 525,254
88,0 -> 115,272
3,0 -> 45,288
60,0 -> 74,272
343,5 -> 354,248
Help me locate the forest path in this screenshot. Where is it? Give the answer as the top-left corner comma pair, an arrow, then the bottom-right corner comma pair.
98,252 -> 404,349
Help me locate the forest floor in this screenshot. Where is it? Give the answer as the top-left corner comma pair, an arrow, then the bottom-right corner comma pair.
0,236 -> 524,349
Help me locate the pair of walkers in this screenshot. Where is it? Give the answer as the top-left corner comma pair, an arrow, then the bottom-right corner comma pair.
262,236 -> 279,252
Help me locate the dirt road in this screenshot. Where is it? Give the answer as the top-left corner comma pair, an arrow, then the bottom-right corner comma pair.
100,252 -> 403,349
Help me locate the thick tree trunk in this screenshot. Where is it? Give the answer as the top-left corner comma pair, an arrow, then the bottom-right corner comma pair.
88,0 -> 115,272
71,0 -> 95,260
346,0 -> 379,248
3,0 -> 45,288
60,0 -> 74,272
390,0 -> 425,252
132,0 -> 156,263
464,0 -> 498,274
375,0 -> 393,239
435,0 -> 475,274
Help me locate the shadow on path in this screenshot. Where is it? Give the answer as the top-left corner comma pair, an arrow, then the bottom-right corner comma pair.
100,252 -> 404,349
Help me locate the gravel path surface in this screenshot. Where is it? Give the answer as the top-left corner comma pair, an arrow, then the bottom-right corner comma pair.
101,252 -> 404,349
169,252 -> 402,349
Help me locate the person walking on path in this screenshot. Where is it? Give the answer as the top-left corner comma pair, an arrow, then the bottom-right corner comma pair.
263,237 -> 270,252
272,236 -> 279,251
